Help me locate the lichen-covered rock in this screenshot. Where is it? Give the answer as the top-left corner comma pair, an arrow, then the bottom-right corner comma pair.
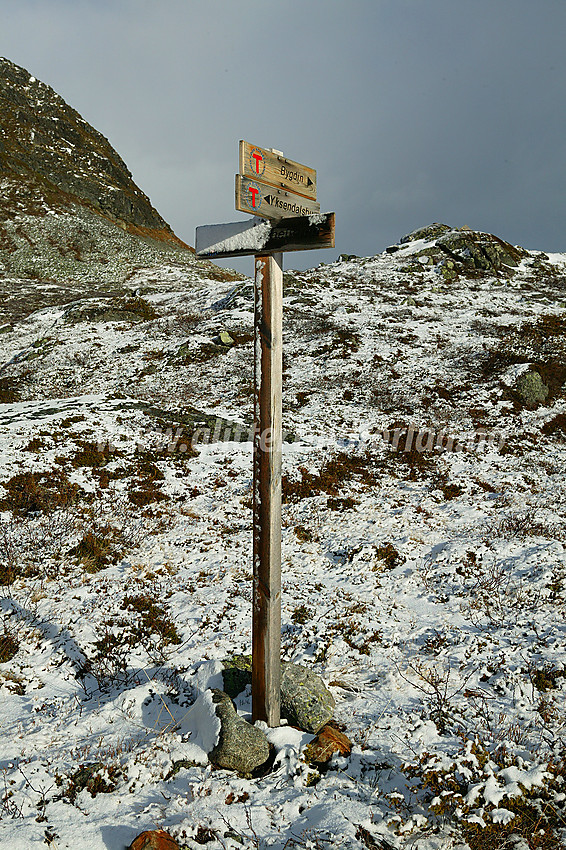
515,370 -> 549,407
222,654 -> 253,698
280,663 -> 335,734
208,689 -> 270,775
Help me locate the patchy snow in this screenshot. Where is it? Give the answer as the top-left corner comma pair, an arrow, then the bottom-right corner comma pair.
0,234 -> 565,848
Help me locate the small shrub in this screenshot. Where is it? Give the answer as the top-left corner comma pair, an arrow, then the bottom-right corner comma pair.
294,525 -> 313,542
404,743 -> 566,850
529,664 -> 565,693
0,373 -> 29,403
80,627 -> 133,689
0,631 -> 19,663
80,595 -> 180,691
382,424 -> 437,480
70,439 -> 114,469
69,525 -> 125,572
542,413 -> 566,437
291,605 -> 312,625
115,296 -> 158,321
314,328 -> 361,357
127,450 -> 171,506
282,451 -> 379,503
22,437 -> 44,452
327,496 -> 359,511
0,468 -> 80,515
374,542 -> 405,571
56,762 -> 123,802
436,476 -> 464,500
121,594 -> 181,646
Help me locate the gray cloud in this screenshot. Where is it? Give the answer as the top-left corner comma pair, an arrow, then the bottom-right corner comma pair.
1,0 -> 565,272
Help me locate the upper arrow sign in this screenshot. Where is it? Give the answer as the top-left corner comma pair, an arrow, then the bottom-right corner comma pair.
239,141 -> 317,200
235,175 -> 320,220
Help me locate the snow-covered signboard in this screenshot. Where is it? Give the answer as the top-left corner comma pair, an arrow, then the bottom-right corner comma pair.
235,174 -> 321,220
195,213 -> 334,259
239,140 -> 317,200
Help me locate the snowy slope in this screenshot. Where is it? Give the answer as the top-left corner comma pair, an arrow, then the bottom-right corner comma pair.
0,228 -> 565,849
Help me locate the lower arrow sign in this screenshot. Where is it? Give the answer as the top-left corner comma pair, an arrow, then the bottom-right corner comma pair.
235,175 -> 320,219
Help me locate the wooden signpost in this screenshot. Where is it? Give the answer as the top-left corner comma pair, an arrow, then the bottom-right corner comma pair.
196,142 -> 334,726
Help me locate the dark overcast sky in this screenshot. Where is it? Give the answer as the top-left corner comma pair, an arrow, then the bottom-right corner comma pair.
1,0 -> 565,273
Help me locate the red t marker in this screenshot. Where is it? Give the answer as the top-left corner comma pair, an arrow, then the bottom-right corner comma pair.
248,186 -> 259,208
252,152 -> 263,173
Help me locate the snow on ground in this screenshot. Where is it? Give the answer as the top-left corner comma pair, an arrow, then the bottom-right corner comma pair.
0,235 -> 565,848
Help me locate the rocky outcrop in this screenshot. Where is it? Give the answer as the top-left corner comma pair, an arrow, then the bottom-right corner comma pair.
391,224 -> 529,279
399,223 -> 452,244
435,229 -> 526,272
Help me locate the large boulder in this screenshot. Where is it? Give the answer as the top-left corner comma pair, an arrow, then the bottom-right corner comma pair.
208,689 -> 270,775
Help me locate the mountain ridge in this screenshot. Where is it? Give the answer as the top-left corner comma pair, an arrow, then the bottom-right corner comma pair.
0,56 -> 200,287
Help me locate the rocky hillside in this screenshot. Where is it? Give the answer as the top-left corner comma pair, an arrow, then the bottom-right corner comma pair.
2,52 -> 566,850
0,57 -> 229,308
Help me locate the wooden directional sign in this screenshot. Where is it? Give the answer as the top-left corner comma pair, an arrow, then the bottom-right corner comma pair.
195,141 -> 335,729
235,175 -> 320,220
196,212 -> 335,259
240,141 -> 317,200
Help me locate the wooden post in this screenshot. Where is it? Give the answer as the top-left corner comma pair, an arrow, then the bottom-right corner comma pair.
252,252 -> 282,726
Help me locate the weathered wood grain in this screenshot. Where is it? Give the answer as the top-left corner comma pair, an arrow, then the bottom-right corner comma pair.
252,252 -> 283,727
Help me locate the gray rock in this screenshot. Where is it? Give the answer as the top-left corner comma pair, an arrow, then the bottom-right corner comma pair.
208,689 -> 270,775
280,663 -> 335,734
515,371 -> 549,407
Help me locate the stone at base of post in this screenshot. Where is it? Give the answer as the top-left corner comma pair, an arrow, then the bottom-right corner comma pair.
252,252 -> 283,727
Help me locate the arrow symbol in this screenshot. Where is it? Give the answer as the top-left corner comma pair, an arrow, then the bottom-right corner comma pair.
307,177 -> 314,187
265,195 -> 275,205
